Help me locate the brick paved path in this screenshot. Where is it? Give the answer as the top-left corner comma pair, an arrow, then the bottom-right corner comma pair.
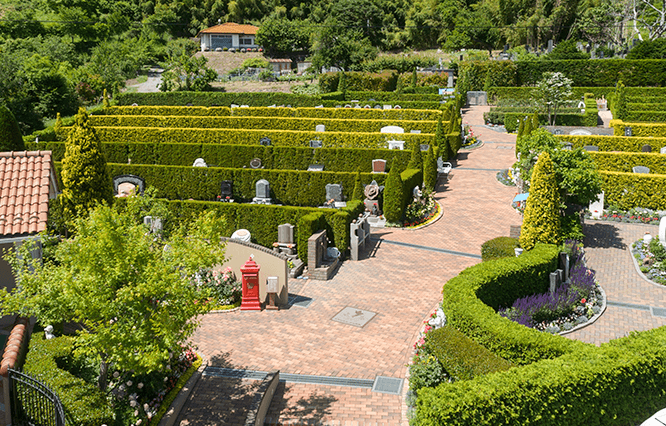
178,109 -> 666,424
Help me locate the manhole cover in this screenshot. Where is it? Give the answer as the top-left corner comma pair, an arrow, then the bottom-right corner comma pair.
332,307 -> 376,327
652,307 -> 666,317
288,294 -> 313,308
372,376 -> 403,395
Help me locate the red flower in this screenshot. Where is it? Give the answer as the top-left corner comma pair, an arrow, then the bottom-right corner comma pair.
581,298 -> 587,304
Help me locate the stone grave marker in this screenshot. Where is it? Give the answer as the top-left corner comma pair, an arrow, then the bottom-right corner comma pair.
624,126 -> 633,136
278,223 -> 294,244
660,147 -> 666,154
583,145 -> 599,151
374,105 -> 382,109
344,104 -> 352,108
642,145 -> 653,153
381,125 -> 405,134
310,139 -> 323,148
253,179 -> 271,204
315,105 -> 324,108
363,180 -> 384,214
332,307 -> 376,327
383,105 -> 392,110
411,130 -> 422,134
387,140 -> 405,150
250,158 -> 262,169
307,164 -> 324,172
260,137 -> 272,146
394,105 -> 401,109
326,183 -> 343,202
569,129 -> 592,136
220,180 -> 233,201
364,105 -> 371,109
372,159 -> 386,173
113,174 -> 145,197
589,192 -> 604,219
420,144 -> 430,152
633,166 -> 650,174
316,124 -> 325,132
549,271 -> 561,293
192,158 -> 207,167
660,217 -> 666,247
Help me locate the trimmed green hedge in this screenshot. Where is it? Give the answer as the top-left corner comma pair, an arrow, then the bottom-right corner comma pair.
321,100 -> 444,110
590,151 -> 666,174
488,94 -> 598,127
427,325 -> 513,382
23,335 -> 114,426
319,71 -> 448,92
105,105 -> 443,121
344,91 -> 442,102
481,237 -> 520,261
102,163 -> 386,207
29,141 -> 412,172
116,91 -> 321,107
627,102 -> 666,111
557,134 -> 666,152
599,170 -> 666,210
87,115 -> 438,134
441,243 -> 585,365
415,327 -> 666,426
487,86 -> 615,103
66,126 -> 435,151
625,110 -> 666,122
611,120 -> 666,137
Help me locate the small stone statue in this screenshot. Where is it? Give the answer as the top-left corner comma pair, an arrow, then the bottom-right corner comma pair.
413,185 -> 423,203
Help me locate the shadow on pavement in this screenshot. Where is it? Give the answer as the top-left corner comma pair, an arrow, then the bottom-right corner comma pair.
265,383 -> 337,425
584,222 -> 625,250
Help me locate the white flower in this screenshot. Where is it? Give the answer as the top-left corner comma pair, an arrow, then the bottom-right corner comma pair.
138,383 -> 144,389
119,385 -> 126,391
113,371 -> 119,378
144,403 -> 150,411
126,380 -> 133,387
134,410 -> 139,417
164,377 -> 168,382
130,400 -> 137,407
137,420 -> 142,425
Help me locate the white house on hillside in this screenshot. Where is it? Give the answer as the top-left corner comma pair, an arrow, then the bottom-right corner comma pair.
198,22 -> 259,51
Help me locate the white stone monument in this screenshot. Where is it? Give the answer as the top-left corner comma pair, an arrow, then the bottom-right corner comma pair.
589,192 -> 604,219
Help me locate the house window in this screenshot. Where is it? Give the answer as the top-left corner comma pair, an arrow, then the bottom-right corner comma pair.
211,34 -> 232,49
240,38 -> 253,45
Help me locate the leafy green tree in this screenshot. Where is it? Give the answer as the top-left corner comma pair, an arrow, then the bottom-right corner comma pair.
1,195 -> 227,390
383,163 -> 404,223
60,108 -> 113,221
310,17 -> 377,71
160,39 -> 218,92
423,145 -> 437,192
395,74 -> 404,93
627,39 -> 666,59
545,39 -> 590,60
537,72 -> 573,126
0,105 -> 24,151
573,1 -> 625,47
520,151 -> 561,251
255,17 -> 312,54
411,67 -> 418,87
21,54 -> 79,118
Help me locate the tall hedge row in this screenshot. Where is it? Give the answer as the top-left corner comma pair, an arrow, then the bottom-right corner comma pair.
87,115 -> 438,134
321,100 -> 444,110
487,86 -> 616,102
116,92 -> 322,107
599,170 -> 666,210
611,120 -> 666,137
28,141 -> 412,173
590,151 -> 666,174
101,163 -> 387,207
441,243 -> 584,365
105,105 -> 443,121
318,71 -> 449,92
556,134 -> 666,152
66,126 -> 435,151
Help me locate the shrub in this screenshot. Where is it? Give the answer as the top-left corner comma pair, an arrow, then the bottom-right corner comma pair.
561,212 -> 584,242
297,211 -> 326,263
423,145 -> 437,192
599,170 -> 666,210
481,236 -> 519,261
520,152 -> 562,251
427,325 -> 513,382
0,104 -> 24,151
23,335 -> 114,426
407,141 -> 423,170
614,80 -> 627,120
383,165 -> 403,222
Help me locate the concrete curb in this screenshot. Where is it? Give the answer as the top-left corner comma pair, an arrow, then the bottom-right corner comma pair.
245,370 -> 279,426
158,358 -> 208,426
629,241 -> 666,289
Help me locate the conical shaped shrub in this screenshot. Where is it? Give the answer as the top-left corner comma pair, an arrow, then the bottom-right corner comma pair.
0,105 -> 24,152
519,151 -> 561,251
351,170 -> 363,201
423,145 -> 437,193
383,165 -> 404,223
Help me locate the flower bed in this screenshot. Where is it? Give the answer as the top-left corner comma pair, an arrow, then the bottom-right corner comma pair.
498,241 -> 603,334
195,267 -> 242,309
585,207 -> 664,225
632,237 -> 666,285
403,193 -> 439,228
496,169 -> 516,186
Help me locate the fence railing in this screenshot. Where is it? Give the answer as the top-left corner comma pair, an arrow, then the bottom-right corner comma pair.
8,368 -> 65,426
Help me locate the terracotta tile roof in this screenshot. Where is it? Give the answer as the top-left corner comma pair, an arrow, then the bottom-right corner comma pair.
198,22 -> 259,36
0,151 -> 57,238
269,58 -> 293,63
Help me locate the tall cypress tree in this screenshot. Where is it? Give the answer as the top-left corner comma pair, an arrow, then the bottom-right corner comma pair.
519,151 -> 561,251
351,170 -> 363,201
61,108 -> 112,220
0,105 -> 24,152
423,145 -> 437,193
408,142 -> 423,171
383,164 -> 403,223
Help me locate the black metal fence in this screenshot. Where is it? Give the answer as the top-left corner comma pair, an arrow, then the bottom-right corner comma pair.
8,368 -> 66,426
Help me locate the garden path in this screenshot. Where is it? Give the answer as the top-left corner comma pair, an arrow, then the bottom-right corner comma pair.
175,106 -> 521,425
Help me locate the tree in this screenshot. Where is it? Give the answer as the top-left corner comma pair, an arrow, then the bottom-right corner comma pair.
255,17 -> 312,55
0,105 -> 24,151
632,0 -> 666,40
383,164 -> 404,223
423,145 -> 437,192
310,17 -> 377,71
614,80 -> 627,120
60,108 -> 112,221
0,195 -> 227,390
627,38 -> 666,58
160,39 -> 218,92
519,151 -> 561,251
545,39 -> 590,60
536,72 -> 573,126
573,1 -> 625,47
408,142 -> 423,171
352,170 -> 363,201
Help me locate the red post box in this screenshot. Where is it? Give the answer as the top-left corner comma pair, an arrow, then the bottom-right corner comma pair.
240,256 -> 261,311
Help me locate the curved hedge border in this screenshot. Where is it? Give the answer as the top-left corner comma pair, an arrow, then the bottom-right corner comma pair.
556,134 -> 666,152
71,126 -> 435,151
104,106 -> 444,121
88,115 -> 439,134
441,243 -> 585,365
23,335 -> 114,426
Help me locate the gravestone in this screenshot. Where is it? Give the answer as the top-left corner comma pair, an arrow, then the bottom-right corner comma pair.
559,253 -> 570,282
364,180 -> 384,213
569,129 -> 592,136
364,105 -> 371,109
583,145 -> 599,151
372,159 -> 386,173
387,140 -> 405,150
354,105 -> 361,109
316,124 -> 325,132
660,217 -> 666,247
562,142 -> 573,150
230,228 -> 251,242
381,126 -> 405,134
589,192 -> 604,219
310,139 -> 323,148
325,183 -> 343,202
660,147 -> 666,154
394,105 -> 401,109
547,39 -> 554,53
220,180 -> 233,201
420,144 -> 430,152
549,271 -> 561,293
642,145 -> 653,153
315,105 -> 324,108
253,179 -> 272,204
307,164 -> 324,172
335,105 -> 342,108
624,126 -> 633,137
411,130 -> 422,134
192,158 -> 207,167
374,105 -> 382,109
383,105 -> 392,110
113,174 -> 145,197
350,213 -> 371,261
241,105 -> 249,108
278,223 -> 294,244
231,104 -> 239,108
250,158 -> 262,169
345,104 -> 352,108
633,166 -> 650,174
260,137 -> 272,146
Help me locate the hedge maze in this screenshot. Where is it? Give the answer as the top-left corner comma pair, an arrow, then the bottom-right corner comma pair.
37,95 -> 463,260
